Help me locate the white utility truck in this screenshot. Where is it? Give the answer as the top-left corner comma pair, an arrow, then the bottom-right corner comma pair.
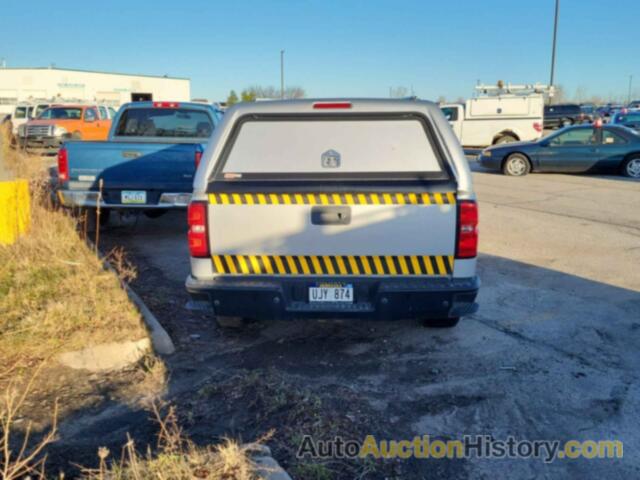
441,83 -> 551,148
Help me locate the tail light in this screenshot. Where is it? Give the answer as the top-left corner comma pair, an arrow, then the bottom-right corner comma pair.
594,118 -> 603,128
153,102 -> 180,108
533,122 -> 542,133
195,150 -> 203,169
456,200 -> 478,259
313,102 -> 352,109
57,147 -> 69,182
188,201 -> 209,258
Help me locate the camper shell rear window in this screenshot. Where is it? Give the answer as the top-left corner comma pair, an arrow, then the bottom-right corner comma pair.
213,113 -> 451,182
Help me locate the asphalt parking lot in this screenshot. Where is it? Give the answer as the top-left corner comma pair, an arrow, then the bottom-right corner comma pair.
96,164 -> 640,478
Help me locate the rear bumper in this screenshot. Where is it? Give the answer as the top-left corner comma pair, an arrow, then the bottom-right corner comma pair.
186,275 -> 479,320
57,190 -> 192,209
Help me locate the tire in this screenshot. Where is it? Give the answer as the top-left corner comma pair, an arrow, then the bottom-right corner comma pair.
621,155 -> 640,178
502,153 -> 531,177
494,134 -> 517,145
215,316 -> 246,329
143,209 -> 169,219
423,317 -> 460,328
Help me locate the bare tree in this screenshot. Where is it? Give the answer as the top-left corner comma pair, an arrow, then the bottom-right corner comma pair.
241,85 -> 306,100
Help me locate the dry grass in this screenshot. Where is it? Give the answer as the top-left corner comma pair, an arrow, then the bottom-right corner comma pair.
81,406 -> 264,480
0,368 -> 262,480
0,366 -> 58,480
0,126 -> 147,366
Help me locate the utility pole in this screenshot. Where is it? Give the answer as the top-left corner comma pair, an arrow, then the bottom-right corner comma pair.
549,0 -> 560,104
628,75 -> 633,105
280,50 -> 285,99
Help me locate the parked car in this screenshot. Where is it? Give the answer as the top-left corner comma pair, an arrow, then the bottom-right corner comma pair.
18,105 -> 112,153
579,104 -> 596,123
186,99 -> 479,329
596,104 -> 624,122
611,110 -> 640,132
441,90 -> 543,147
57,101 -> 221,224
8,102 -> 52,136
627,100 -> 640,109
478,124 -> 640,178
98,104 -> 119,120
543,104 -> 584,129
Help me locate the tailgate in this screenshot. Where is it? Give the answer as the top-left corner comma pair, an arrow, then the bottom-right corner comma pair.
67,141 -> 200,191
206,113 -> 457,276
208,189 -> 456,275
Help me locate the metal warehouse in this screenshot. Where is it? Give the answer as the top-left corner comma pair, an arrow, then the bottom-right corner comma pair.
0,66 -> 190,114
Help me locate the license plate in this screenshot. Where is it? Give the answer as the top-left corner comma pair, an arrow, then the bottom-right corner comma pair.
121,190 -> 146,204
309,283 -> 353,303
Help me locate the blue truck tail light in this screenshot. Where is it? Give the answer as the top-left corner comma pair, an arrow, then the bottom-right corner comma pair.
153,102 -> 180,108
58,147 -> 69,182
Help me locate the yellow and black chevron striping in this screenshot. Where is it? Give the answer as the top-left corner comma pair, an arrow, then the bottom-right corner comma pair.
211,255 -> 454,276
208,192 -> 456,206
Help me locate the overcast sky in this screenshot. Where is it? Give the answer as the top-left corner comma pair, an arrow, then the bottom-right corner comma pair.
2,0 -> 638,102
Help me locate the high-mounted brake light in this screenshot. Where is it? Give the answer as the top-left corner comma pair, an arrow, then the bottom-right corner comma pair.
57,147 -> 69,182
188,201 -> 209,258
153,102 -> 180,108
533,122 -> 542,133
456,200 -> 478,259
313,102 -> 352,110
195,150 -> 203,169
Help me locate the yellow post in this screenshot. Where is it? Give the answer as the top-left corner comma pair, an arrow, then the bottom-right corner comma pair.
0,179 -> 30,245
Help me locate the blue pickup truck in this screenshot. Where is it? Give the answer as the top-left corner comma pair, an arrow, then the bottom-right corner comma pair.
57,101 -> 221,224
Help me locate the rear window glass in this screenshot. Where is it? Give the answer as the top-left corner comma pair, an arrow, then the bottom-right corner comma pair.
115,108 -> 213,138
40,107 -> 82,119
222,116 -> 444,176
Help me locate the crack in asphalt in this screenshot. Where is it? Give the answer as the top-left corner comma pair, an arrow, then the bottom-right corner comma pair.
469,316 -> 614,373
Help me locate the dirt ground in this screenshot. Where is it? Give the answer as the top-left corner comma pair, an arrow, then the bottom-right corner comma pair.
48,165 -> 640,479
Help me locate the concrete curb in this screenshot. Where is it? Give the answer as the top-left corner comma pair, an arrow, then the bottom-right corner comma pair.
245,444 -> 293,480
58,338 -> 151,372
125,285 -> 176,355
99,251 -> 175,356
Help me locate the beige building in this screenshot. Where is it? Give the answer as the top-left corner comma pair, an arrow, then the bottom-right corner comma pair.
0,66 -> 190,114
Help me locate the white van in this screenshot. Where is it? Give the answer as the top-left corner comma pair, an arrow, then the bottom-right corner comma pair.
186,99 -> 479,328
9,102 -> 52,135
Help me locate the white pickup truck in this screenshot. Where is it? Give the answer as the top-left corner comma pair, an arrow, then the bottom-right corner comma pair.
186,99 -> 479,329
441,87 -> 545,148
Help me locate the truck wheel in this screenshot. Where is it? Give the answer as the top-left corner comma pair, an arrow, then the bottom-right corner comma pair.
502,153 -> 531,176
215,316 -> 246,329
621,155 -> 640,178
423,317 -> 460,328
494,134 -> 517,145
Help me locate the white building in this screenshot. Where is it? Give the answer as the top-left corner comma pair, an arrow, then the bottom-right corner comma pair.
0,66 -> 191,114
